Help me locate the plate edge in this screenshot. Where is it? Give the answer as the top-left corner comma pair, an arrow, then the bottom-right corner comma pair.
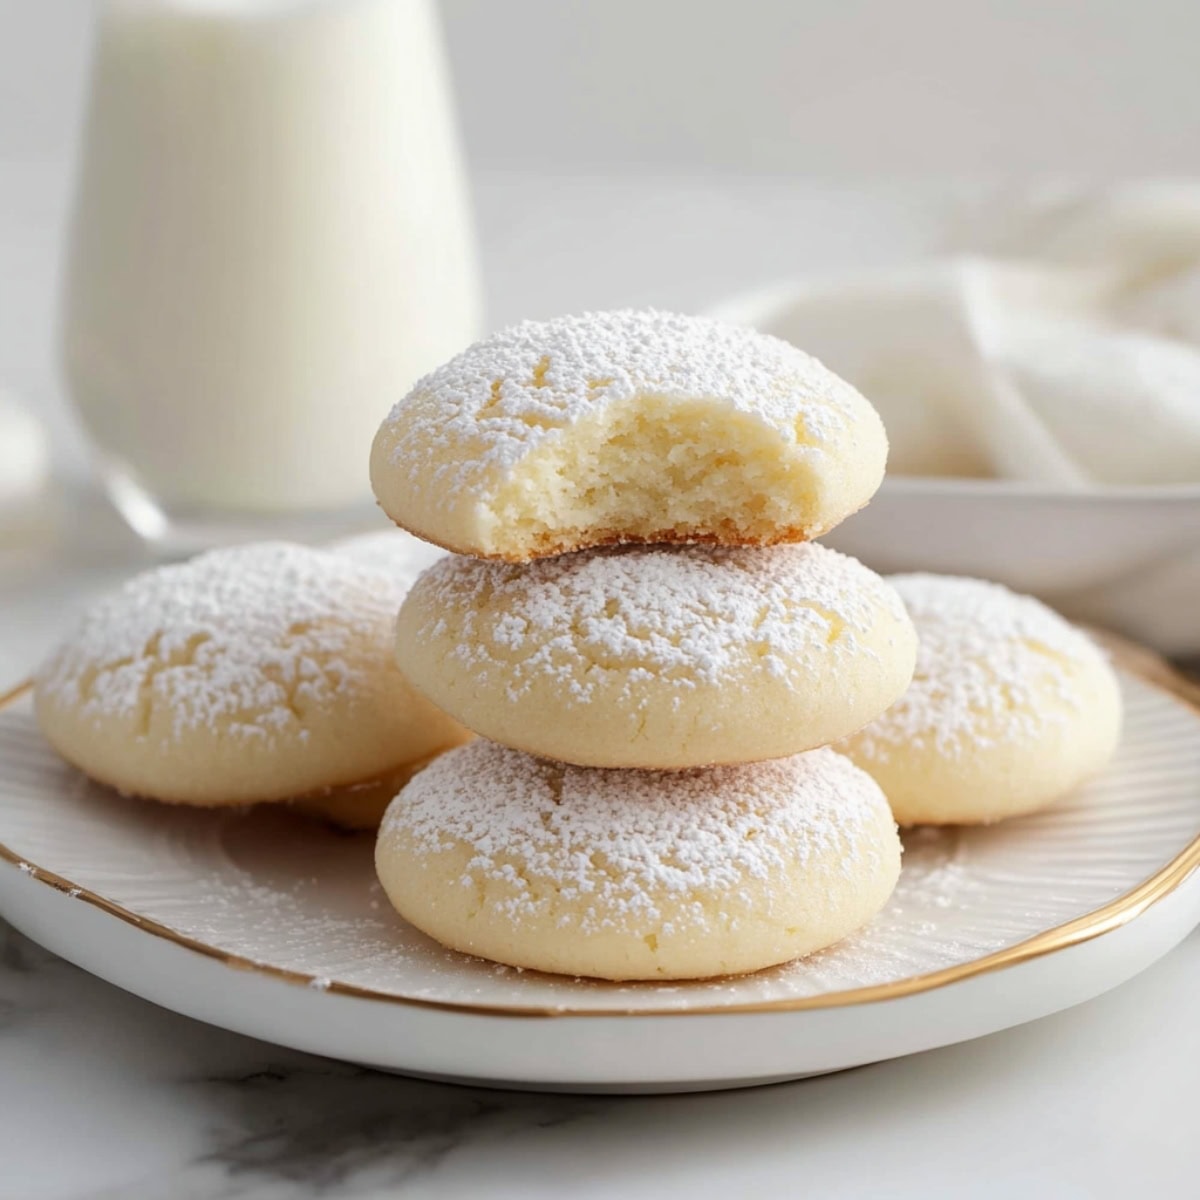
2,637 -> 1198,1020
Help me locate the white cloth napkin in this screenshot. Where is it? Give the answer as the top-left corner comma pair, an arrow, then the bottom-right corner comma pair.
762,182 -> 1200,487
743,183 -> 1200,652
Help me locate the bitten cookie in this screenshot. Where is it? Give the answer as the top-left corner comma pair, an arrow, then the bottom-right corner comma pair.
35,542 -> 470,824
370,309 -> 888,561
839,573 -> 1122,825
395,542 -> 917,769
375,740 -> 901,981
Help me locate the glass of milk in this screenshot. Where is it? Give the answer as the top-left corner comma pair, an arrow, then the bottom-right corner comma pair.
61,0 -> 481,550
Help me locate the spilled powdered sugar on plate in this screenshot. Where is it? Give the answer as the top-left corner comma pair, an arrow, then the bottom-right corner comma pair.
1,669 -> 1195,1011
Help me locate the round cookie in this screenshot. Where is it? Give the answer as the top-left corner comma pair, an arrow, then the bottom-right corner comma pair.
35,542 -> 470,818
376,740 -> 901,981
370,309 -> 888,562
395,542 -> 917,769
290,752 -> 446,832
331,528 -> 446,587
839,573 -> 1123,825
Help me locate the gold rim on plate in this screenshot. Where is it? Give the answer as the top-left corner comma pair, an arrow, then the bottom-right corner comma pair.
2,637 -> 1199,1020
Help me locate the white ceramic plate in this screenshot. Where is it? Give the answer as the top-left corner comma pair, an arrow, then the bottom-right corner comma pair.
1,653 -> 1199,1094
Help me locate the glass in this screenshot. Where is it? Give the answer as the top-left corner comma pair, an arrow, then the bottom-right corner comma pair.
61,0 -> 481,552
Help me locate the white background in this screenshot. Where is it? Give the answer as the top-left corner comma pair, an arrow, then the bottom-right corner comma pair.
4,0 -> 1200,174
4,0 -> 1200,472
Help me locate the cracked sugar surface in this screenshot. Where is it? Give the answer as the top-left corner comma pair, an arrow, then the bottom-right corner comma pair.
379,310 -> 866,487
848,573 -> 1110,765
407,542 -> 904,703
379,740 -> 892,937
370,309 -> 887,559
36,542 -> 405,744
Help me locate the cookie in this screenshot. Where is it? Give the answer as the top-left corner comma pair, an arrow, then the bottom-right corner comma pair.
290,751 -> 445,832
839,573 -> 1122,824
331,528 -> 446,588
395,542 -> 917,769
375,740 -> 900,980
35,542 -> 470,819
370,309 -> 888,561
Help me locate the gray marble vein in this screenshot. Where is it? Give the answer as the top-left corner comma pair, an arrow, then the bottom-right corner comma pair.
0,919 -> 608,1200
2,907 -> 1200,1200
170,1065 -> 596,1199
2,914 -> 1199,1200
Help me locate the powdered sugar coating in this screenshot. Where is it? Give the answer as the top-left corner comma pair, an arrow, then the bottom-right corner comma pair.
380,740 -> 891,935
38,542 -> 404,742
332,529 -> 447,592
376,309 -> 871,499
407,542 -> 908,705
851,573 -> 1105,764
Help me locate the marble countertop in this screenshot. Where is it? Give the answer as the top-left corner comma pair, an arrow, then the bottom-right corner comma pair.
2,899 -> 1198,1199
3,163 -> 1199,1197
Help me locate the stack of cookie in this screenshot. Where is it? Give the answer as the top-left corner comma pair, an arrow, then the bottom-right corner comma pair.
369,310 -> 920,981
29,306 -> 1124,983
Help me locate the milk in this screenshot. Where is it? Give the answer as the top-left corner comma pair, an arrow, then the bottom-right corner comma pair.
63,0 -> 481,520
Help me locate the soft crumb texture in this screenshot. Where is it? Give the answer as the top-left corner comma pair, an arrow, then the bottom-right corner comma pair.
35,542 -> 470,810
375,740 -> 901,980
369,309 -> 888,560
840,573 -> 1122,825
396,542 -> 917,769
